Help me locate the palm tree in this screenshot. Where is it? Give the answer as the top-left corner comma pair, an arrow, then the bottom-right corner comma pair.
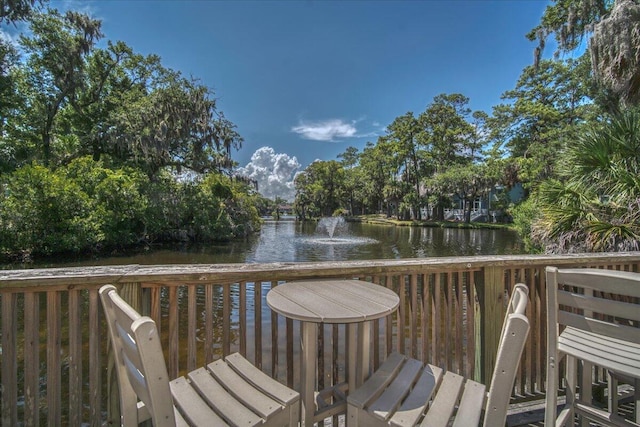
534,108 -> 640,252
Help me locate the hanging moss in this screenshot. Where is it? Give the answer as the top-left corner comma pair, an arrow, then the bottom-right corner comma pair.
590,0 -> 640,105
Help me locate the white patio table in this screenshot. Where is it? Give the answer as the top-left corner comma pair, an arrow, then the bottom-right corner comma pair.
266,279 -> 399,427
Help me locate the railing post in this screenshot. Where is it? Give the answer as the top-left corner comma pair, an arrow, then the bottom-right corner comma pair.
475,266 -> 505,384
107,282 -> 143,426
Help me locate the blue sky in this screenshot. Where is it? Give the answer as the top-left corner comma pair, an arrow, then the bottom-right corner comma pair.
30,1 -> 552,200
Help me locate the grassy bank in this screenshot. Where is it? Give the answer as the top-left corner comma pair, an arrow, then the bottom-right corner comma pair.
349,214 -> 513,230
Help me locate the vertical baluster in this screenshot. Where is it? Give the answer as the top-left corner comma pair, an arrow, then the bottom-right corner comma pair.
385,275 -> 393,356
455,271 -> 463,375
168,286 -> 179,378
205,284 -> 214,364
47,290 -> 61,426
332,324 -> 340,386
240,281 -> 247,357
270,281 -> 278,377
89,289 -> 101,427
397,275 -> 405,355
445,272 -> 452,372
149,287 -> 161,333
1,292 -> 17,427
255,280 -> 262,369
421,272 -> 430,364
68,289 -> 82,425
465,271 -> 476,380
432,273 -> 441,366
223,283 -> 231,358
24,292 -> 40,427
187,284 -> 197,372
526,268 -> 536,395
410,274 -> 418,359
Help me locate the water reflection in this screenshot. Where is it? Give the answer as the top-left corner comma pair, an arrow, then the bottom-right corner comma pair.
4,219 -> 525,269
246,220 -> 522,262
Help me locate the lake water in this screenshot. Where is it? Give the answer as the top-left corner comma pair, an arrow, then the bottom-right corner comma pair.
16,218 -> 526,268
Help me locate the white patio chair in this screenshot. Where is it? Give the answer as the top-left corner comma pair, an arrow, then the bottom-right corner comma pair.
347,283 -> 529,427
99,284 -> 300,427
545,267 -> 640,427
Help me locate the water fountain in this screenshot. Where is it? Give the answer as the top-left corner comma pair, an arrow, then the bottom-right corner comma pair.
306,216 -> 376,245
317,216 -> 348,239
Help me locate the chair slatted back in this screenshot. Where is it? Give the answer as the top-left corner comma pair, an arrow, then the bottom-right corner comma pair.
100,285 -> 176,427
547,267 -> 640,345
483,284 -> 530,426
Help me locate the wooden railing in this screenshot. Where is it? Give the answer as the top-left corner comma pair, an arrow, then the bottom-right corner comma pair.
1,253 -> 640,426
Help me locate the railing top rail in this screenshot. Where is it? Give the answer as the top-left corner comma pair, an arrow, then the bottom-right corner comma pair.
2,252 -> 640,291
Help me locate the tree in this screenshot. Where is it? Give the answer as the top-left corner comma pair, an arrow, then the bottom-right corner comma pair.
0,0 -> 46,23
590,0 -> 640,106
419,93 -> 474,170
293,160 -> 345,218
529,0 -> 640,107
359,139 -> 402,217
533,107 -> 640,252
418,93 -> 474,219
338,146 -> 366,215
385,112 -> 424,219
14,9 -> 102,166
489,58 -> 594,186
102,63 -> 243,178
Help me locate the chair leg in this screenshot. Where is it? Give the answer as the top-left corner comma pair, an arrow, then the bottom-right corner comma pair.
545,352 -> 559,426
566,355 -> 578,426
580,360 -> 592,427
635,378 -> 639,424
608,370 -> 619,419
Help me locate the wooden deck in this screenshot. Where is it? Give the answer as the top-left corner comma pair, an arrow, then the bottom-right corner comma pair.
1,253 -> 640,425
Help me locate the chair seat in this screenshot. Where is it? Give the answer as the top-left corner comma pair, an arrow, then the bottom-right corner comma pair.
349,284 -> 529,427
347,353 -> 486,427
559,326 -> 640,379
170,352 -> 300,427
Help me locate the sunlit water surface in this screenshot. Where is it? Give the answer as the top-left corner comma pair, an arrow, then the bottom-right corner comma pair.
10,217 -> 526,269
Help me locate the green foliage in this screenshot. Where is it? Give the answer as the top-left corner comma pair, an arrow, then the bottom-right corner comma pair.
0,163 -> 98,256
527,0 -> 612,59
489,58 -> 596,185
533,107 -> 640,252
0,0 -> 46,23
182,174 -> 260,241
0,157 -> 261,258
510,197 -> 543,253
1,7 -> 242,178
0,7 -> 258,259
294,160 -> 345,218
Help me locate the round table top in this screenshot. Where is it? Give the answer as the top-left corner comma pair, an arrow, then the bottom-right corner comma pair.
266,279 -> 399,323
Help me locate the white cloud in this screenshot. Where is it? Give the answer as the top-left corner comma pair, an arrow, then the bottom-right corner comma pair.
291,119 -> 357,141
236,147 -> 301,202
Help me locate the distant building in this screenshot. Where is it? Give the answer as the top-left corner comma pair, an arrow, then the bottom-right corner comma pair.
421,183 -> 525,223
278,204 -> 294,215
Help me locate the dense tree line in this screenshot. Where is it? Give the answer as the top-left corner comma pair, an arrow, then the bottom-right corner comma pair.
294,0 -> 640,254
294,58 -> 595,224
0,5 -> 261,260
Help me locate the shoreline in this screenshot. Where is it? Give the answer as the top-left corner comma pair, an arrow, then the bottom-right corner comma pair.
348,214 -> 513,230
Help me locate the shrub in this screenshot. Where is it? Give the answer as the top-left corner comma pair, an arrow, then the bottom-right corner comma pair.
0,164 -> 98,256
